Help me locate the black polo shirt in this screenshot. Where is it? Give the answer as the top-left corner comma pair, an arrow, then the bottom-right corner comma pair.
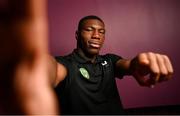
55,49 -> 125,114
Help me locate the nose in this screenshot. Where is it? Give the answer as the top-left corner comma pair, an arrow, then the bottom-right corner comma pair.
92,30 -> 100,39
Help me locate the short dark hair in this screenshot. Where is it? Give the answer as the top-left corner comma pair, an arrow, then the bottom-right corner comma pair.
78,15 -> 104,31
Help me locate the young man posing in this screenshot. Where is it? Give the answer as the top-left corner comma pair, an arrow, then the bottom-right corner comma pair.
52,15 -> 173,114
0,1 -> 173,114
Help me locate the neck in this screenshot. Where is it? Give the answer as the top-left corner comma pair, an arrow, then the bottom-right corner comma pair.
77,48 -> 97,63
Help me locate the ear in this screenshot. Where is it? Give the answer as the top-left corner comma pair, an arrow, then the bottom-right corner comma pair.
75,30 -> 79,40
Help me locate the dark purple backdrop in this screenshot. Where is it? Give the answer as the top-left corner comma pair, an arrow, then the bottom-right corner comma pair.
48,0 -> 180,109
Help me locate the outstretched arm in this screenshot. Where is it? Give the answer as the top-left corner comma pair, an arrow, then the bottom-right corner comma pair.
0,0 -> 59,114
116,52 -> 173,87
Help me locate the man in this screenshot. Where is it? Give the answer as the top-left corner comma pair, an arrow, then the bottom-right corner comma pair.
0,0 -> 173,114
52,15 -> 173,114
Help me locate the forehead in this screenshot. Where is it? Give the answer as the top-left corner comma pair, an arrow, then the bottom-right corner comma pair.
82,19 -> 105,28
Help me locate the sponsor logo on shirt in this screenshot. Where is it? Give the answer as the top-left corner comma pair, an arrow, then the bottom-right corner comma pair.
101,60 -> 107,66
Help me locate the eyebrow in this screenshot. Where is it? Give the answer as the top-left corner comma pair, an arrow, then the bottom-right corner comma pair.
84,25 -> 105,30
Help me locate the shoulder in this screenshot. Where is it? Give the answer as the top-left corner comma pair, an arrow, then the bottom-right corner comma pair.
55,53 -> 73,65
101,53 -> 123,61
53,54 -> 73,86
55,53 -> 72,61
97,53 -> 123,67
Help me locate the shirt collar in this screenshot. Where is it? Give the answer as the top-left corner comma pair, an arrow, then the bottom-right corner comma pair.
72,49 -> 104,64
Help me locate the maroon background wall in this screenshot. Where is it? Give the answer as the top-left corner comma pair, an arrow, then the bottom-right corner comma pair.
48,0 -> 180,109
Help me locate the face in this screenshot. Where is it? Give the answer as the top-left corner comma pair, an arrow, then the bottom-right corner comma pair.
77,19 -> 105,56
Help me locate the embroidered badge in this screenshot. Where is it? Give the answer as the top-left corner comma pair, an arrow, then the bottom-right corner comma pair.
79,68 -> 90,79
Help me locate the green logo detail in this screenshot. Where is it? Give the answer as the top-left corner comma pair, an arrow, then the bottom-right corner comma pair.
79,68 -> 90,79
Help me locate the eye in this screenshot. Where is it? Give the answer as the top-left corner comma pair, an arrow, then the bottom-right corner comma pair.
99,29 -> 105,34
84,27 -> 93,31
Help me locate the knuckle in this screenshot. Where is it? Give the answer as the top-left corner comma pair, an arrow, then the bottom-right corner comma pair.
162,54 -> 167,58
147,52 -> 154,56
162,55 -> 169,60
137,53 -> 144,59
156,53 -> 161,57
137,53 -> 148,64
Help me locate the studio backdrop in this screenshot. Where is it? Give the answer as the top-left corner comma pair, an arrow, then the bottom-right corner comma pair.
48,0 -> 180,109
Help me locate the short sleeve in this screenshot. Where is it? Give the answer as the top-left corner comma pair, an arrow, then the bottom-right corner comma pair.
105,54 -> 124,79
55,56 -> 68,68
105,54 -> 122,64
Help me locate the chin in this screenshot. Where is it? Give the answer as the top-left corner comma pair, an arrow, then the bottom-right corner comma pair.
88,48 -> 100,55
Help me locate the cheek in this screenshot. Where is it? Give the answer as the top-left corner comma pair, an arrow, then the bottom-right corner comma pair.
81,31 -> 92,38
101,37 -> 105,44
80,34 -> 90,44
79,36 -> 89,48
81,39 -> 88,46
